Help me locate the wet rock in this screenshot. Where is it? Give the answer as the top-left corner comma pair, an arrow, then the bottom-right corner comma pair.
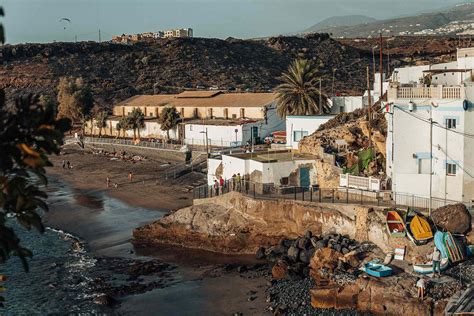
287,246 -> 300,262
432,203 -> 471,234
93,294 -> 117,306
256,247 -> 266,260
309,248 -> 342,273
272,261 -> 288,280
237,265 -> 247,273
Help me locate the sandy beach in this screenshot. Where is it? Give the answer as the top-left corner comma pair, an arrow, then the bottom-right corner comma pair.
43,146 -> 271,315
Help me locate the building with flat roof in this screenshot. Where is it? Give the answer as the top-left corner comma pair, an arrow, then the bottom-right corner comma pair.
107,91 -> 284,145
207,150 -> 318,192
386,47 -> 474,205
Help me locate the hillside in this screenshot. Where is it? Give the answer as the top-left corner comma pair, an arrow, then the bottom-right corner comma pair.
307,3 -> 474,38
304,15 -> 377,33
0,34 -> 460,110
0,34 -> 371,108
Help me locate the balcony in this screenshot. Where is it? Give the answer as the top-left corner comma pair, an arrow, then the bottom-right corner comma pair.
388,85 -> 464,100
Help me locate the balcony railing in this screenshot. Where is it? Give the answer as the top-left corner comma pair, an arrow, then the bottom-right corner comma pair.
388,85 -> 464,100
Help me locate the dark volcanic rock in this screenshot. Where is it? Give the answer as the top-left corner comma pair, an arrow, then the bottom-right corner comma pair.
432,203 -> 471,234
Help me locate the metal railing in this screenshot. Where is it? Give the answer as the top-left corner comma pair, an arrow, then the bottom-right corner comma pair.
193,180 -> 473,210
82,136 -> 185,151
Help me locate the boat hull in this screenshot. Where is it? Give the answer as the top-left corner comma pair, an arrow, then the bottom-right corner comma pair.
413,258 -> 449,274
386,211 -> 406,237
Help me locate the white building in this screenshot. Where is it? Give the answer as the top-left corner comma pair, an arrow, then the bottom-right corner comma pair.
286,115 -> 335,149
386,47 -> 474,204
207,150 -> 318,191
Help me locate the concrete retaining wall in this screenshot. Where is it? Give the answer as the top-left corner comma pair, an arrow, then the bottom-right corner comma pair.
84,143 -> 189,162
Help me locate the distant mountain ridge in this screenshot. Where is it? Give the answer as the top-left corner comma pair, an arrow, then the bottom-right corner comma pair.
304,15 -> 377,33
301,2 -> 474,38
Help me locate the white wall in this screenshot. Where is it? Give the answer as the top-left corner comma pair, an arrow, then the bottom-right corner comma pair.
184,124 -> 243,147
286,116 -> 334,149
184,107 -> 285,147
331,96 -> 364,113
386,98 -> 473,202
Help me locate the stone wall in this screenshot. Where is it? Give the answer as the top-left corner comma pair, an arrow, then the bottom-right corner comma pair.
84,143 -> 189,162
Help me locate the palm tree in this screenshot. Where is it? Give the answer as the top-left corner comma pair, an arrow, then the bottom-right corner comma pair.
159,106 -> 180,140
127,108 -> 145,140
95,111 -> 108,137
115,116 -> 128,138
275,59 -> 330,117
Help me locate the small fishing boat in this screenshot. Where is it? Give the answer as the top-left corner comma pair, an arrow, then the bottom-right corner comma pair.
443,232 -> 465,263
386,210 -> 406,237
405,209 -> 433,245
413,257 -> 449,274
361,261 -> 393,277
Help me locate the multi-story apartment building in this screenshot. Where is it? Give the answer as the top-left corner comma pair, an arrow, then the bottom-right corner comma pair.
112,28 -> 193,43
385,47 -> 474,205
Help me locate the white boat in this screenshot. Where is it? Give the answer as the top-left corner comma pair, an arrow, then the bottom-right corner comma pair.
413,257 -> 449,274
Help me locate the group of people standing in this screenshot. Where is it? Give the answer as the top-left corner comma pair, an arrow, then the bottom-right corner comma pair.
212,173 -> 243,196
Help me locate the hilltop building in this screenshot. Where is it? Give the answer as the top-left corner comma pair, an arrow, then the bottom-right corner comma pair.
386,47 -> 474,204
112,28 -> 193,43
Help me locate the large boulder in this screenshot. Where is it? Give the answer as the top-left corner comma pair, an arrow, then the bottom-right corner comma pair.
431,203 -> 471,234
309,248 -> 342,273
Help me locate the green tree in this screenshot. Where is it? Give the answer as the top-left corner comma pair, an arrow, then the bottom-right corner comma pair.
0,8 -> 71,280
275,59 -> 330,117
94,111 -> 109,137
126,108 -> 145,140
158,106 -> 180,140
57,77 -> 94,135
115,116 -> 128,138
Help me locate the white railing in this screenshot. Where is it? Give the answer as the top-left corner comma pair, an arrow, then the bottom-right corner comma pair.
388,85 -> 463,100
339,174 -> 381,192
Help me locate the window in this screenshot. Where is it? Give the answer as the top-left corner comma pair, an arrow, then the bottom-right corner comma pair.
446,118 -> 457,129
189,125 -> 193,131
181,108 -> 185,116
418,159 -> 430,174
224,108 -> 229,119
240,108 -> 245,118
252,126 -> 258,138
293,130 -> 309,142
446,163 -> 457,176
149,113 -> 153,117
232,114 -> 237,119
193,108 -> 199,118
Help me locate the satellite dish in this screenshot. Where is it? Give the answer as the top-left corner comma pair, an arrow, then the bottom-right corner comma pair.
463,99 -> 469,111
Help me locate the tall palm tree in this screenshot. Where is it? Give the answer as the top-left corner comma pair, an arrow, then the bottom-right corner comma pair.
275,59 -> 330,117
94,111 -> 108,137
115,116 -> 128,138
127,108 -> 145,140
159,106 -> 180,140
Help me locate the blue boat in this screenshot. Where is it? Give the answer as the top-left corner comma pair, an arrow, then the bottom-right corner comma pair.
362,261 -> 393,277
434,231 -> 449,259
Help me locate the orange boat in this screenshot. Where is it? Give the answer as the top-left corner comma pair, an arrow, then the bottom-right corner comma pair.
386,210 -> 406,237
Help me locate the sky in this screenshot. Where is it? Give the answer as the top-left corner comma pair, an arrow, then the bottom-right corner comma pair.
0,0 -> 470,44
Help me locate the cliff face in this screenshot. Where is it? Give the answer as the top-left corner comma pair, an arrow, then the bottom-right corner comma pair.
0,34 -> 458,108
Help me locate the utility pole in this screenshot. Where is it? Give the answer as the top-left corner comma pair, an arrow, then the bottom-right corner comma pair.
99,29 -> 101,43
429,107 -> 433,216
332,69 -> 336,96
319,79 -> 322,114
367,66 -> 372,150
379,33 -> 384,101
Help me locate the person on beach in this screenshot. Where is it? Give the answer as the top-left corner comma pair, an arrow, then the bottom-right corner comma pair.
431,247 -> 441,277
66,161 -> 70,169
213,180 -> 219,196
114,183 -> 118,188
106,176 -> 111,188
61,160 -> 66,169
219,176 -> 224,193
231,174 -> 236,191
128,171 -> 133,182
416,277 -> 426,300
236,173 -> 241,191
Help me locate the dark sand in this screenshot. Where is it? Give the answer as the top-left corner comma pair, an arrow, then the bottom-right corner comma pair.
44,148 -> 270,315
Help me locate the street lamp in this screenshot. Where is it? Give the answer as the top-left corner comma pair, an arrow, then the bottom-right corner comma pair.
200,128 -> 209,156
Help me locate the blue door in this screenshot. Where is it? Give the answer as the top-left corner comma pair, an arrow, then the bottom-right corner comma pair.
300,167 -> 310,187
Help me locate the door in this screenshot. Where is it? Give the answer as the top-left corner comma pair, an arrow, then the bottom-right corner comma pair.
299,167 -> 310,187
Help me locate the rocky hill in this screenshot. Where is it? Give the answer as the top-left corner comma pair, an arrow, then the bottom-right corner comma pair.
303,15 -> 377,33
0,33 -> 460,109
310,3 -> 474,38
